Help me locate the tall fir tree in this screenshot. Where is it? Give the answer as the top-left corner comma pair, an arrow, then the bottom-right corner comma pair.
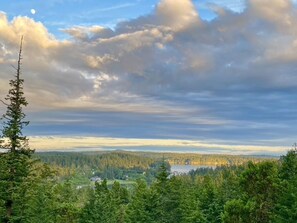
152,160 -> 170,223
126,180 -> 153,223
0,37 -> 33,222
274,146 -> 297,222
222,161 -> 279,223
0,36 -> 32,154
80,179 -> 118,223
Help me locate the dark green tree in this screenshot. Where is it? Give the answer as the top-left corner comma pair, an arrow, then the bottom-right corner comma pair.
15,163 -> 56,223
179,186 -> 205,223
222,199 -> 255,223
152,160 -> 170,223
126,180 -> 153,223
110,181 -> 129,223
80,179 -> 120,223
274,146 -> 297,222
0,37 -> 34,222
199,176 -> 223,223
52,181 -> 81,223
222,161 -> 279,223
0,36 -> 32,154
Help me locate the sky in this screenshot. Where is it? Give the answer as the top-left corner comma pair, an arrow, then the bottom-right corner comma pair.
0,0 -> 297,155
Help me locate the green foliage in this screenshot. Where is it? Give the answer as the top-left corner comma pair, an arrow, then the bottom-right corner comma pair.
274,148 -> 297,222
80,179 -> 128,223
12,162 -> 56,223
128,163 -> 204,223
199,176 -> 224,223
36,152 -> 162,182
179,185 -> 205,223
222,161 -> 279,223
0,38 -> 34,223
126,180 -> 153,223
23,152 -> 293,223
241,161 -> 279,222
144,152 -> 276,166
0,37 -> 32,154
51,181 -> 81,223
0,153 -> 33,222
1,149 -> 297,223
37,152 -> 156,171
222,199 -> 255,223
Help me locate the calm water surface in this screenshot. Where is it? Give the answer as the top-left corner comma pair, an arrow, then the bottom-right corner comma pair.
171,165 -> 215,174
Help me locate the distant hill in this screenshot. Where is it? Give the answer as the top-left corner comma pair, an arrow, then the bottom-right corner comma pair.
36,151 -> 278,168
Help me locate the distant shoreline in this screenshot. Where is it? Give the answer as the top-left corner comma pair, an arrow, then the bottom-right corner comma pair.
34,148 -> 281,158
35,150 -> 279,168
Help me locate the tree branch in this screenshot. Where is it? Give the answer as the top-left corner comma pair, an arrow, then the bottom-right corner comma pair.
0,99 -> 9,106
10,65 -> 17,71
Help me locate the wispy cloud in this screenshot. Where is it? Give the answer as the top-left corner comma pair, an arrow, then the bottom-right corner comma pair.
95,3 -> 137,12
29,136 -> 288,155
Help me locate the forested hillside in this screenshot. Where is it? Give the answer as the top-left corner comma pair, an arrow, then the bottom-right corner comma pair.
35,152 -> 168,184
34,151 -> 276,185
1,149 -> 296,222
35,151 -> 275,174
137,152 -> 276,166
36,151 -> 157,170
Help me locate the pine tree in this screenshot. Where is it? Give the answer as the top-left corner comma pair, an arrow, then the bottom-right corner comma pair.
274,147 -> 297,222
222,161 -> 279,223
80,180 -> 118,223
126,180 -> 153,223
0,36 -> 32,154
0,37 -> 33,222
154,160 -> 170,193
199,176 -> 223,223
152,160 -> 170,223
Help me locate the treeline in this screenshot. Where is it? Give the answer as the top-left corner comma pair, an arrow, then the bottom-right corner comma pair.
140,152 -> 276,166
0,149 -> 296,222
36,152 -> 157,170
35,152 -> 167,182
35,151 -> 276,184
36,151 -> 276,169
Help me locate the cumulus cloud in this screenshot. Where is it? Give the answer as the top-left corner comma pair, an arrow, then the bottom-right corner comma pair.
155,0 -> 200,31
248,0 -> 295,28
1,0 -> 297,151
63,26 -> 114,42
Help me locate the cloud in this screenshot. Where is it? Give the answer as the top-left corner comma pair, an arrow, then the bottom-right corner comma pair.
29,136 -> 288,155
248,0 -> 294,28
1,0 -> 297,151
94,3 -> 136,12
155,0 -> 200,31
63,26 -> 114,41
0,13 -> 93,109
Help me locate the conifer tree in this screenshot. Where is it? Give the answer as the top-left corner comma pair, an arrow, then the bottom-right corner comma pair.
0,37 -> 33,222
274,146 -> 297,222
222,161 -> 279,223
126,180 -> 153,223
80,180 -> 118,223
152,160 -> 170,223
0,36 -> 32,154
